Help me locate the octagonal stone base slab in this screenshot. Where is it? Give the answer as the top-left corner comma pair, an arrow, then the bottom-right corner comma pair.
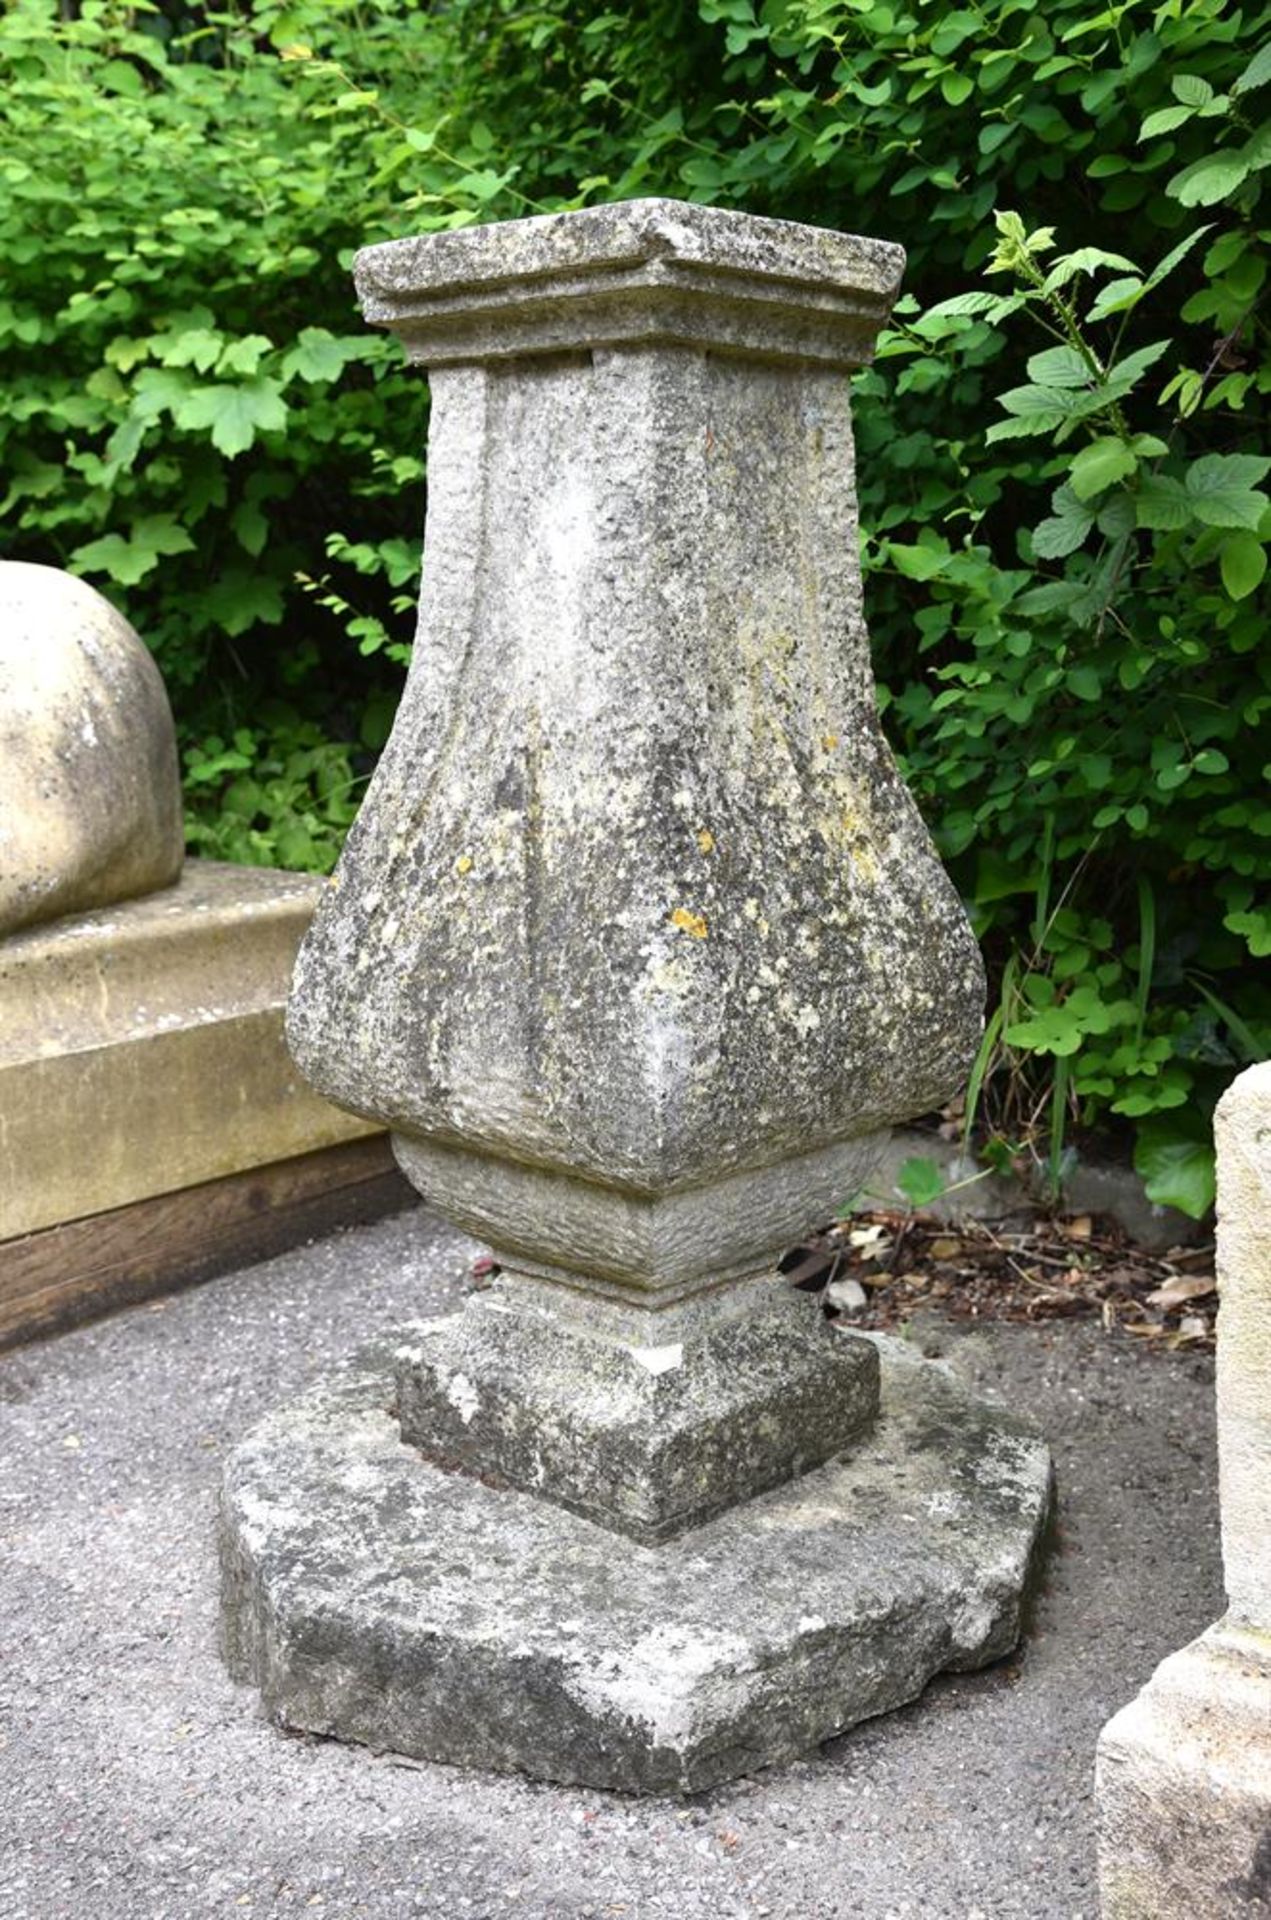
220,1331 -> 1052,1795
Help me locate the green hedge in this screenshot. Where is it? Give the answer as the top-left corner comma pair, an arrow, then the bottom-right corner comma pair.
2,0 -> 1268,1211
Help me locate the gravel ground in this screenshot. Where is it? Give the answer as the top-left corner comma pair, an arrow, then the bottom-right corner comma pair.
0,1206 -> 1222,1920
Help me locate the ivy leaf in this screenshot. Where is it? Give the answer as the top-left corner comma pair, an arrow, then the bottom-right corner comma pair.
282,327 -> 362,384
1220,531 -> 1268,600
1069,436 -> 1138,500
70,514 -> 195,586
218,333 -> 274,376
895,1155 -> 946,1207
177,378 -> 288,457
1134,1118 -> 1216,1219
201,569 -> 285,635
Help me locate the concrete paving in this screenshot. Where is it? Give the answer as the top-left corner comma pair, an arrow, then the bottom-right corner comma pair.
0,1207 -> 1221,1920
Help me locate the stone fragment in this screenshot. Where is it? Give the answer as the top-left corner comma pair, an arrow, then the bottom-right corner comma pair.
1097,1061 -> 1271,1918
0,562 -> 183,935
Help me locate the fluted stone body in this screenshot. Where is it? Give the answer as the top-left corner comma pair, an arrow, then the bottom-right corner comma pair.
287,202 -> 984,1301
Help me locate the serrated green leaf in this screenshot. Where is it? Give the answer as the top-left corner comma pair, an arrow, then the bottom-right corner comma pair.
1033,512 -> 1093,559
1171,73 -> 1214,109
1168,152 -> 1251,207
885,541 -> 948,581
1070,437 -> 1138,500
154,325 -> 223,372
1139,104 -> 1194,140
1233,42 -> 1271,95
1134,474 -> 1193,530
1086,275 -> 1145,321
1042,246 -> 1138,292
1185,453 -> 1271,529
1025,344 -> 1091,389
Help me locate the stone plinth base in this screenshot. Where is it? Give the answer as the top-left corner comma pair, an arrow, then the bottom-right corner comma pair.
0,861 -> 376,1241
395,1276 -> 880,1542
220,1333 -> 1052,1794
1097,1627 -> 1271,1918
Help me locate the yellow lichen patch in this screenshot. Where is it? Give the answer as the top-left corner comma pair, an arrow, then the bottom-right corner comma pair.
670,907 -> 708,940
455,854 -> 474,876
822,733 -> 839,751
696,828 -> 716,855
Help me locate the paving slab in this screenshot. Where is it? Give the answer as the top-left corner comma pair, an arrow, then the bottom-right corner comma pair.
0,1208 -> 1221,1920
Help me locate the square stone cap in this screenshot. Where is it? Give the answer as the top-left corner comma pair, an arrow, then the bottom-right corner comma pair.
354,198 -> 906,370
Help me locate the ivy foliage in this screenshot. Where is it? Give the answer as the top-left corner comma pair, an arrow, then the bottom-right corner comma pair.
2,0 -> 1268,1212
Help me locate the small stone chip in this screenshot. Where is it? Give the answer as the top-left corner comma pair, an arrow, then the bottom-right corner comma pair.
670,907 -> 708,939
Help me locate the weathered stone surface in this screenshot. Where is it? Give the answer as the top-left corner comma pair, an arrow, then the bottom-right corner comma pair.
394,1275 -> 880,1541
1097,1629 -> 1271,1918
0,862 -> 377,1240
354,197 -> 905,370
289,203 -> 985,1301
221,1332 -> 1052,1795
1096,1061 -> 1271,1918
1213,1061 -> 1271,1626
0,562 -> 183,936
231,202 -> 1037,1793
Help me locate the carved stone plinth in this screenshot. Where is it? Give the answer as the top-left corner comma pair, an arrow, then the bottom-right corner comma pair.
221,199 -> 1051,1788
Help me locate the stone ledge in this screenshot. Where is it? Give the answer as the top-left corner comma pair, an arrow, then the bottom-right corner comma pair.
0,860 -> 375,1239
355,198 -> 904,369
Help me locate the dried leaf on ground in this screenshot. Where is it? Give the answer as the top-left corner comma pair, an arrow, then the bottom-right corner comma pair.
782,1208 -> 1216,1353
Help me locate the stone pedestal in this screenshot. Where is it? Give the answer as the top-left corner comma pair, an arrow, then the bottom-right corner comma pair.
221,199 -> 1051,1788
1098,1062 -> 1271,1917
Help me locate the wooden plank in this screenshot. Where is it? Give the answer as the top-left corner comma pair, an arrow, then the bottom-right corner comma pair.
0,1136 -> 417,1351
